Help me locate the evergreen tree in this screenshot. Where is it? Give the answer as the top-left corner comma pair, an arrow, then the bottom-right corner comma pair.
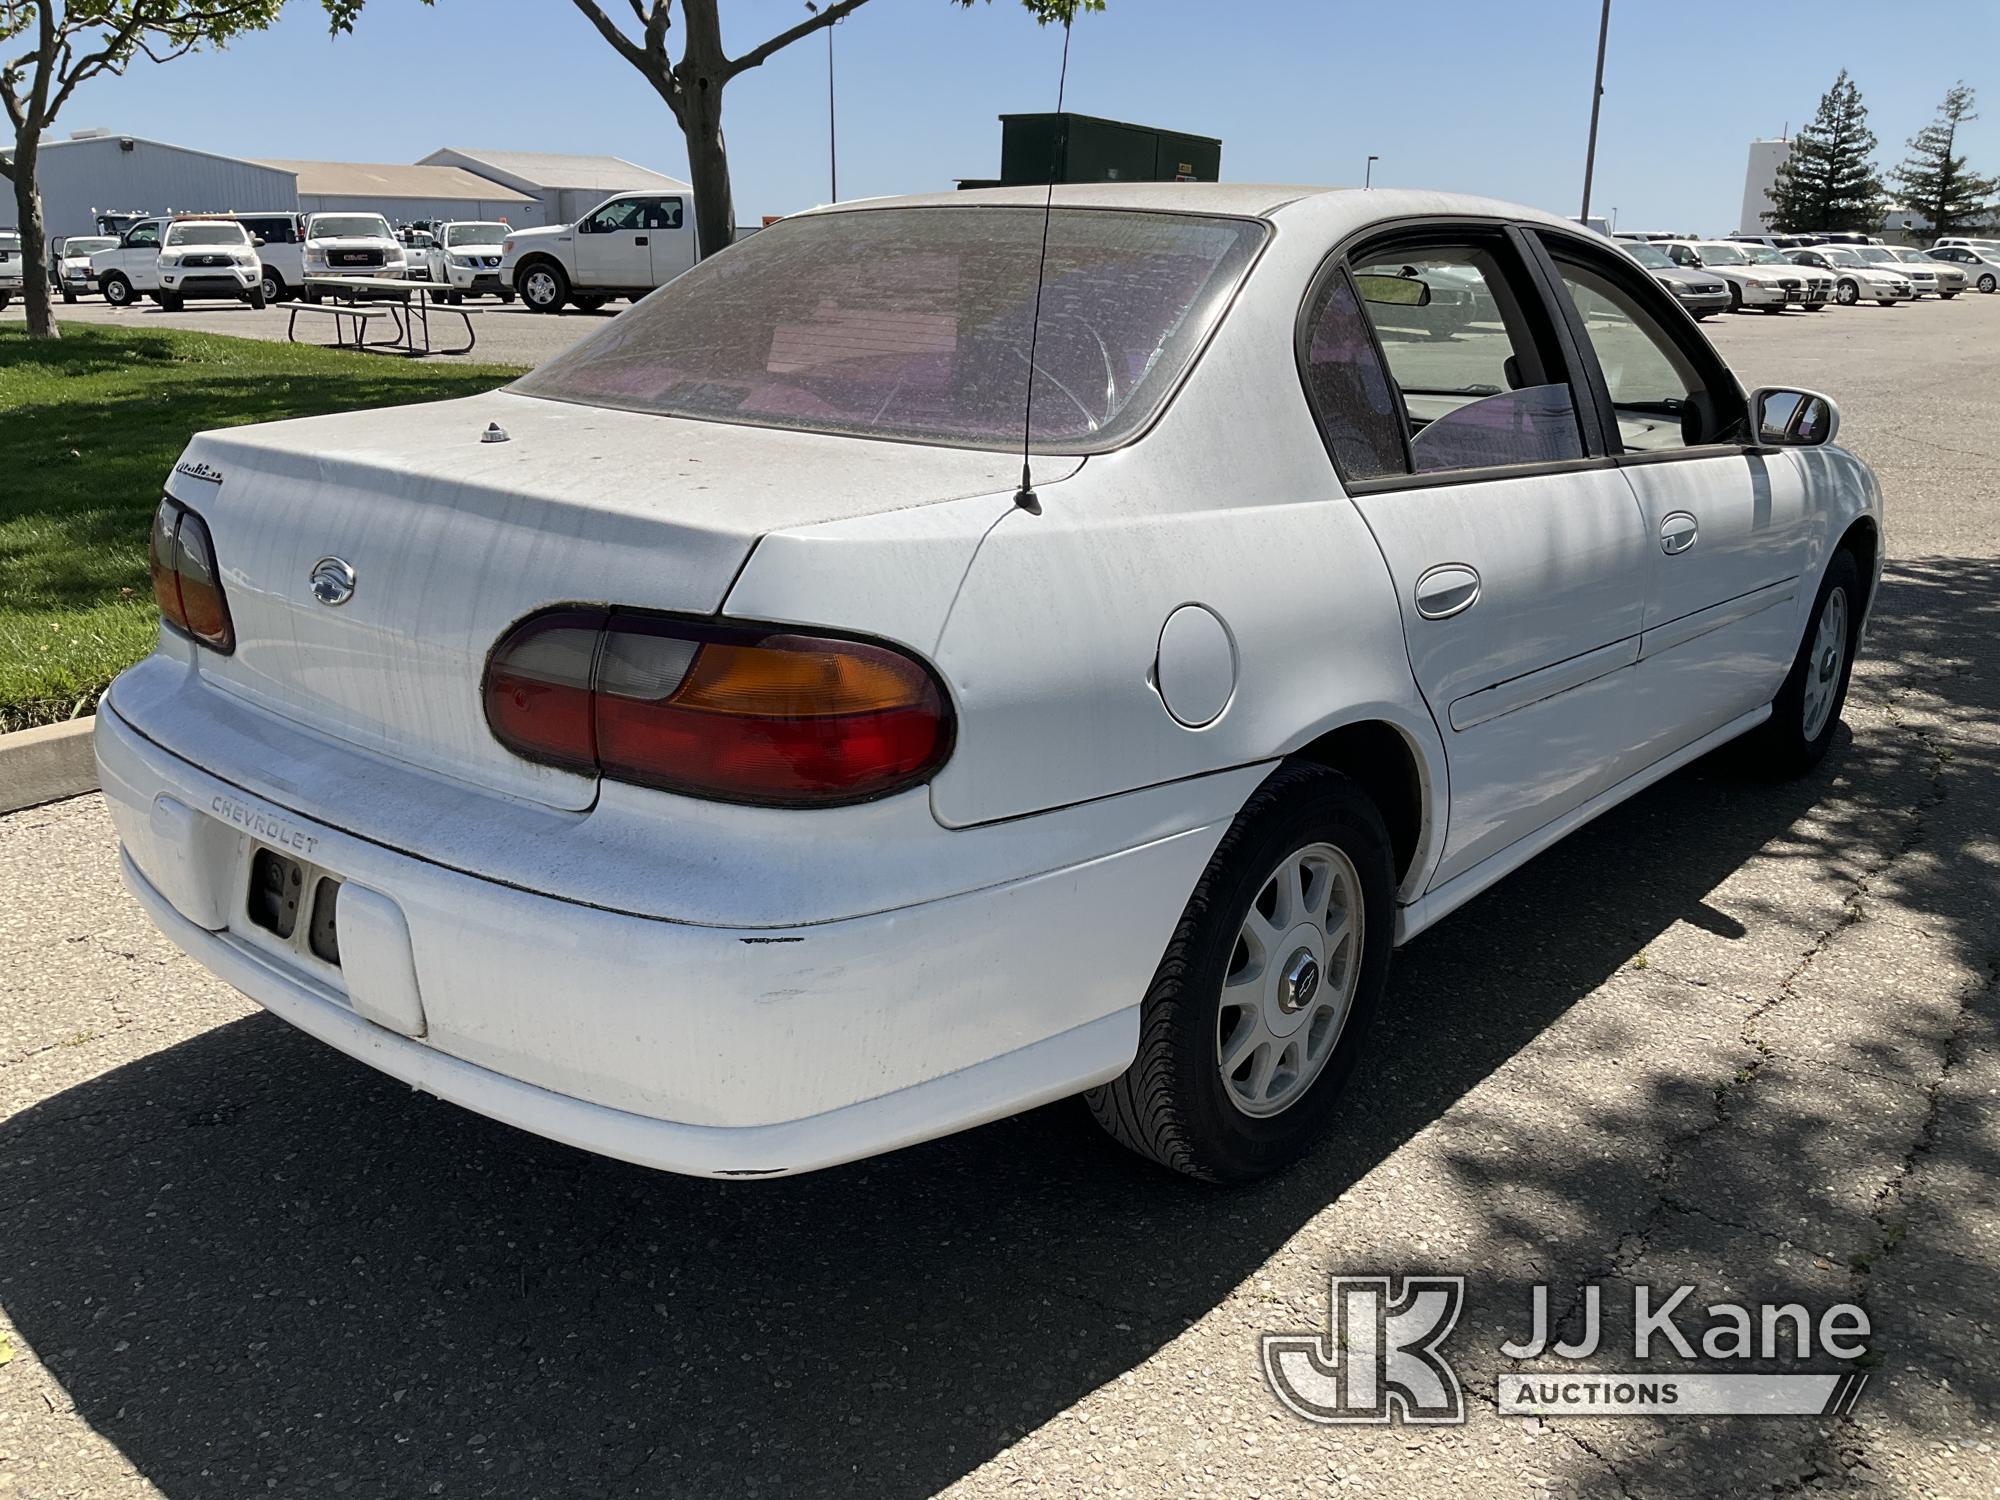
1890,83 -> 1998,240
1764,70 -> 1885,234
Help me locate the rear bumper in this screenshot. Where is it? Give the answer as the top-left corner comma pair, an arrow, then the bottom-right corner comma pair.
95,694 -> 1231,1177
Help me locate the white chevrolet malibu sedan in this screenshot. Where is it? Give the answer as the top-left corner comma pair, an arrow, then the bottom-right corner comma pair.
101,185 -> 1882,1182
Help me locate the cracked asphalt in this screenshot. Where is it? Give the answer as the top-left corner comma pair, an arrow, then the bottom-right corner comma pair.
3,299 -> 1999,1498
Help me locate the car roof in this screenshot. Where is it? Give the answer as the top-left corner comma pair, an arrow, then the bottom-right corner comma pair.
800,183 -> 1583,235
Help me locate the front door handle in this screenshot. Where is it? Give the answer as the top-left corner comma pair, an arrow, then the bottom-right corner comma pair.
1660,511 -> 1699,555
634,235 -> 650,246
1414,563 -> 1481,620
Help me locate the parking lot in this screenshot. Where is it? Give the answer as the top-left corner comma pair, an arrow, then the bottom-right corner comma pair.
1,293 -> 607,369
2,295 -> 1997,1498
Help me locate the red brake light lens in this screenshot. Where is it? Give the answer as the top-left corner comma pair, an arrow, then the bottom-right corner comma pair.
148,496 -> 235,653
483,611 -> 953,806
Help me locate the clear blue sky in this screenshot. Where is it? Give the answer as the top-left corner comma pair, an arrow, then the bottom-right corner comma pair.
60,0 -> 1999,231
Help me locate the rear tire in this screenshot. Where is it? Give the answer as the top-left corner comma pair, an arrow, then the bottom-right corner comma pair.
260,269 -> 285,304
1747,549 -> 1863,776
572,293 -> 610,312
1085,763 -> 1397,1182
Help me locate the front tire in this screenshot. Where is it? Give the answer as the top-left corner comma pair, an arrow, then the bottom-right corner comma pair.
61,288 -> 77,304
246,286 -> 267,311
157,292 -> 184,312
518,261 -> 568,313
1749,549 -> 1863,776
260,269 -> 286,304
1978,273 -> 1997,294
1836,279 -> 1859,306
100,273 -> 134,307
1086,764 -> 1397,1182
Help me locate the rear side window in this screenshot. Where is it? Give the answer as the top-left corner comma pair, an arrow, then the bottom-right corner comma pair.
1298,268 -> 1407,479
513,206 -> 1266,453
1345,244 -> 1584,475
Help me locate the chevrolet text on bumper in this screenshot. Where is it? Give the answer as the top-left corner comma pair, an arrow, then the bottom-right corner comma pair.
104,186 -> 1885,1183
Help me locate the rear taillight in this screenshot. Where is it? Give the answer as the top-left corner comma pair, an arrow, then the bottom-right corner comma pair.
483,611 -> 953,806
149,495 -> 235,653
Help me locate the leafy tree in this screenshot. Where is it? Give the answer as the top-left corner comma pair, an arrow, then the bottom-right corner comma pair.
1763,69 -> 1885,235
561,0 -> 1103,262
0,0 -> 331,339
1890,83 -> 1997,241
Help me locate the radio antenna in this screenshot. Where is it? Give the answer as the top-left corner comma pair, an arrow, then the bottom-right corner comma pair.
1013,13 -> 1074,516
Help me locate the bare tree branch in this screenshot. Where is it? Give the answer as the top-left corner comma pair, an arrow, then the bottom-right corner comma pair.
725,0 -> 871,80
564,0 -> 651,78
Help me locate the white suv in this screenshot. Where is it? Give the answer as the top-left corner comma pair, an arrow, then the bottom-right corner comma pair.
500,191 -> 696,313
90,217 -> 265,309
412,220 -> 515,303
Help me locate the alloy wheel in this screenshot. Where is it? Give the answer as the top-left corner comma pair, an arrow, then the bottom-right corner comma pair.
1801,587 -> 1849,742
1215,842 -> 1364,1118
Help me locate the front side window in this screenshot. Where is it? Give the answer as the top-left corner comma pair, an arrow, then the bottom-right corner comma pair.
585,200 -> 646,234
513,206 -> 1265,452
1550,256 -> 1722,453
124,223 -> 160,249
1344,243 -> 1584,475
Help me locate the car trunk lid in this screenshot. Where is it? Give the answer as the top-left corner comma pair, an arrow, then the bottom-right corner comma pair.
171,389 -> 1064,810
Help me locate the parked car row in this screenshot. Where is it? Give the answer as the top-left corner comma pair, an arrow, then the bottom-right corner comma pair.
1616,234 -> 2000,315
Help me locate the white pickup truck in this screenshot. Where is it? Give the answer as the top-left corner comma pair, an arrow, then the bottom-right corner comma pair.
500,190 -> 695,313
88,216 -> 265,309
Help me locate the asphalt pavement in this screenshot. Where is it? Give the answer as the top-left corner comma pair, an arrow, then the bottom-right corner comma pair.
2,295 -> 1997,1498
2,292 -> 609,369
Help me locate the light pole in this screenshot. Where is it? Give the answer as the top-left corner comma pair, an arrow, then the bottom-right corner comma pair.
806,1 -> 838,202
1364,154 -> 1379,189
1579,0 -> 1612,221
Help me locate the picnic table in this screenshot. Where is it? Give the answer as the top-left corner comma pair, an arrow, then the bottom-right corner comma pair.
290,276 -> 479,356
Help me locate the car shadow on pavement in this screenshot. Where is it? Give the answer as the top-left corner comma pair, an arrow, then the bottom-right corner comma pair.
2,559 -> 1995,1499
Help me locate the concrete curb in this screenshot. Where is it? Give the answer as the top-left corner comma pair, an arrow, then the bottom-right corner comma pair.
0,716 -> 99,815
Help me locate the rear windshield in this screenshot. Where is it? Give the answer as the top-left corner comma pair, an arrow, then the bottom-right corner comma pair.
511,206 -> 1266,452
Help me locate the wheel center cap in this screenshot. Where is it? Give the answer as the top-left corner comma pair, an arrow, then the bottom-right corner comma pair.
1279,948 -> 1322,1014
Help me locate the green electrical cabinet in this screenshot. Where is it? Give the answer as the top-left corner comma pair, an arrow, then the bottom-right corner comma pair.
993,112 -> 1221,187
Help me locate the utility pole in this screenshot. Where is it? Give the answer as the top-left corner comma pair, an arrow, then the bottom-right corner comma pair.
806,1 -> 839,202
1579,0 -> 1612,221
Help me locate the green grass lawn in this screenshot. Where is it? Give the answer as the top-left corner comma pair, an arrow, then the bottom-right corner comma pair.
0,324 -> 523,733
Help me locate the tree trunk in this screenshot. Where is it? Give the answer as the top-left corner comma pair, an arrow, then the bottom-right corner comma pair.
10,131 -> 59,340
683,91 -> 736,262
675,0 -> 736,262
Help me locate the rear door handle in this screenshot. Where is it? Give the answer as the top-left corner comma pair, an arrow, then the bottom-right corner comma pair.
1660,511 -> 1698,555
1414,563 -> 1481,620
634,235 -> 649,246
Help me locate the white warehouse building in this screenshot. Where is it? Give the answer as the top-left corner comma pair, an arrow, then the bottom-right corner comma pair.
419,147 -> 690,226
264,160 -> 543,227
9,132 -> 679,242
7,131 -> 297,239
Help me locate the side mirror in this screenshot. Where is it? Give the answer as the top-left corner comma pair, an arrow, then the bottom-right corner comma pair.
251,236 -> 265,248
1751,387 -> 1840,448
